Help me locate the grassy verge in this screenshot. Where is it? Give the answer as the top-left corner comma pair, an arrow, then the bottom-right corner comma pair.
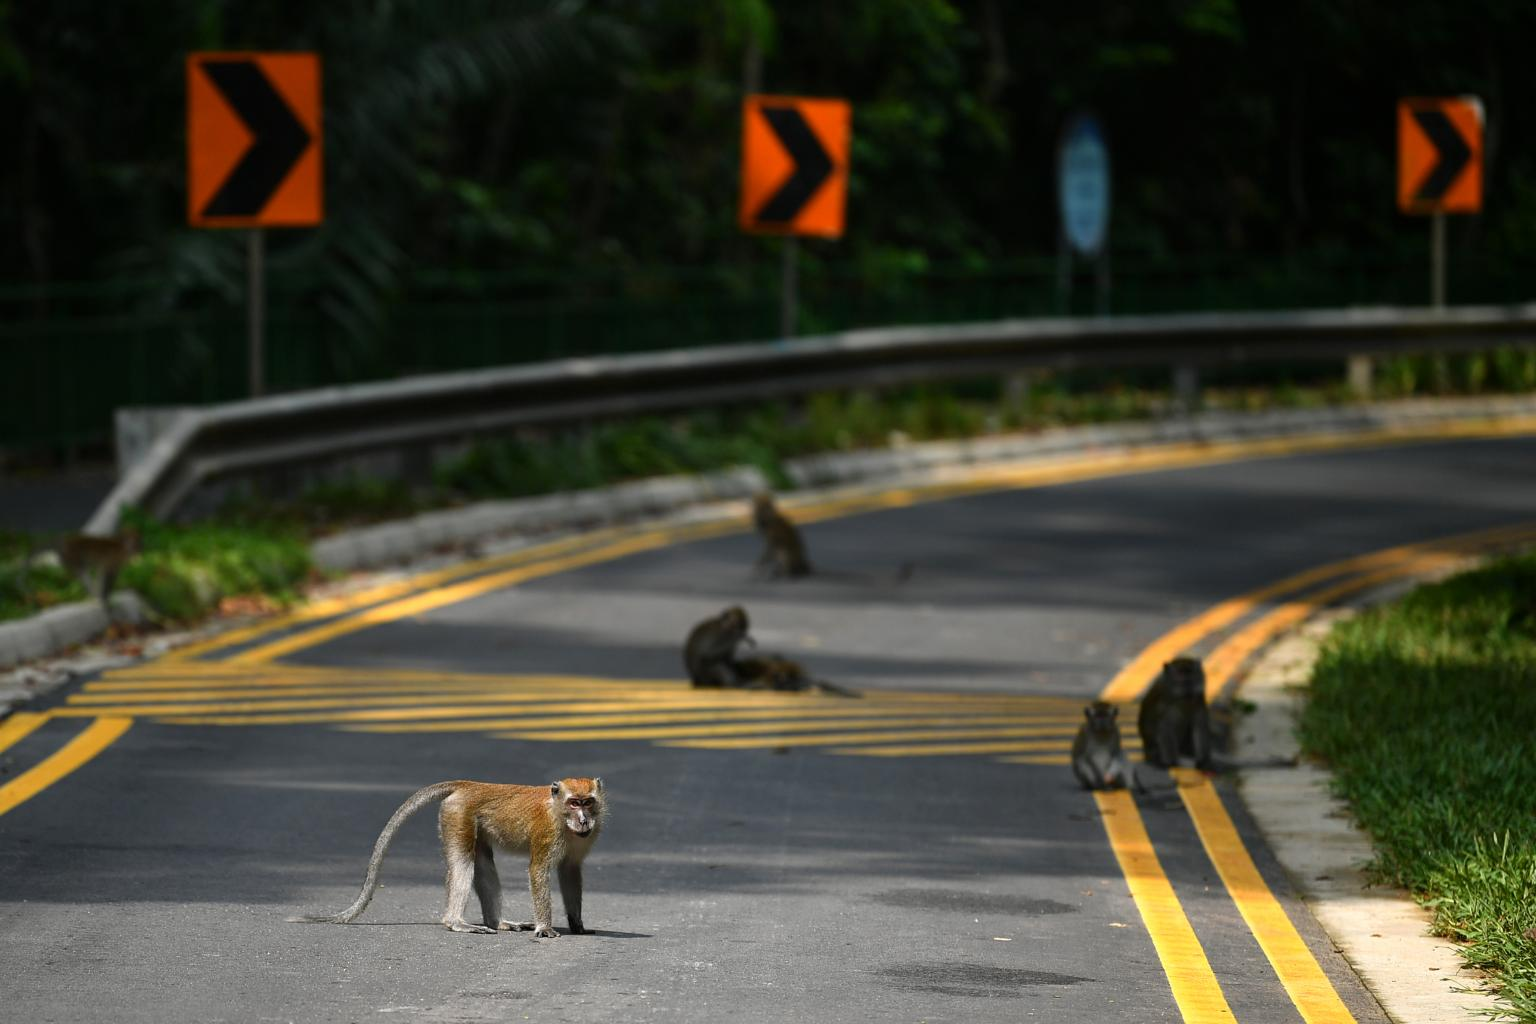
0,516 -> 312,626
1299,555 -> 1536,1021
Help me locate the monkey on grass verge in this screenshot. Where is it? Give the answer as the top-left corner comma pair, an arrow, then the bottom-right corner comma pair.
291,777 -> 604,938
682,605 -> 860,697
1071,700 -> 1144,792
1137,656 -> 1214,771
58,528 -> 140,607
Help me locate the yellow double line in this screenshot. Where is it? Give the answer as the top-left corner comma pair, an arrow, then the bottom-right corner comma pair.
1090,519 -> 1536,1023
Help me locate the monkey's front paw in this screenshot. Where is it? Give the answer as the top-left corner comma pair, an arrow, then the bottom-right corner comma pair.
498,920 -> 534,932
532,926 -> 560,939
567,920 -> 587,935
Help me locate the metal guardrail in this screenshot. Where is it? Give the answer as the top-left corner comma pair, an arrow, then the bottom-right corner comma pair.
85,303 -> 1536,531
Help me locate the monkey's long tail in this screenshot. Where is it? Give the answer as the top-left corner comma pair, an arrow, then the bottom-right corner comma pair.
288,781 -> 459,924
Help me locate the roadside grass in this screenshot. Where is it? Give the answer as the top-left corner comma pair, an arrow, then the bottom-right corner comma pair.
0,529 -> 87,622
1299,555 -> 1536,1021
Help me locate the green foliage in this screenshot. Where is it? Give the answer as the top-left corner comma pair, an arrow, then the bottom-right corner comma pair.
116,511 -> 311,622
1300,556 -> 1536,1021
0,528 -> 86,621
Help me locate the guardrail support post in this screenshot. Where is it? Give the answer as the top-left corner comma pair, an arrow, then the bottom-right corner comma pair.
1173,364 -> 1199,412
1347,355 -> 1373,398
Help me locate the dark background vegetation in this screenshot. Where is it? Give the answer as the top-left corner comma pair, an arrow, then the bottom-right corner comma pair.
4,0 -> 1536,455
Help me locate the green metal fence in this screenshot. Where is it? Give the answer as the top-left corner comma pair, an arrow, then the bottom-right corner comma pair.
3,250 -> 1533,457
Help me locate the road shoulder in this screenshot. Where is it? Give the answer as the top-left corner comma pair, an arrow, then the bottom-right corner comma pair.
1234,611 -> 1502,1023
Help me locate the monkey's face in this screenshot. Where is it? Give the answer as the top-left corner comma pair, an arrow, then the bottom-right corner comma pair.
1084,701 -> 1119,733
552,777 -> 604,837
717,606 -> 752,648
751,493 -> 776,524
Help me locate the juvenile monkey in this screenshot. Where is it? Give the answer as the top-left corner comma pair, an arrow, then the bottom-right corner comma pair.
292,777 -> 605,938
1071,701 -> 1141,791
683,605 -> 754,687
59,528 -> 140,605
733,652 -> 861,698
1137,656 -> 1213,770
752,493 -> 812,578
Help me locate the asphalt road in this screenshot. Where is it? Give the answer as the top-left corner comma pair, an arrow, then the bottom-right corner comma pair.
3,434 -> 1535,1023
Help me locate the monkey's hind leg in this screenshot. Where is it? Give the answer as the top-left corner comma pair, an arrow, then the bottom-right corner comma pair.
473,840 -> 531,932
442,846 -> 496,934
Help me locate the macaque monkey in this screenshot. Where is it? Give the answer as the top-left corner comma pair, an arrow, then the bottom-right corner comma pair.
752,493 -> 812,578
683,605 -> 754,688
1071,701 -> 1141,791
292,777 -> 605,938
1137,656 -> 1213,770
733,652 -> 861,698
59,528 -> 140,605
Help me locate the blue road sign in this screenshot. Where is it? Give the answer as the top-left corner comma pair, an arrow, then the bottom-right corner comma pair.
1058,114 -> 1111,257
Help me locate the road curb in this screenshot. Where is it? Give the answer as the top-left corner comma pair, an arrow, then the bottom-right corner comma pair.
1233,610 -> 1504,1023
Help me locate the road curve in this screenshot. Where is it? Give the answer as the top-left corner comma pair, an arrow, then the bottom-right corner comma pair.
3,432 -> 1534,1023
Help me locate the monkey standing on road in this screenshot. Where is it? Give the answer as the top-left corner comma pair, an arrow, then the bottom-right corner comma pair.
1071,700 -> 1142,791
752,493 -> 812,578
292,777 -> 605,938
1137,656 -> 1214,770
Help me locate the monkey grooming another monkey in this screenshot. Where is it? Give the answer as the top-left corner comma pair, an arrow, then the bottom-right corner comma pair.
682,606 -> 859,697
1071,701 -> 1142,791
291,777 -> 605,938
1137,656 -> 1214,770
59,528 -> 140,605
752,492 -> 812,578
683,605 -> 754,688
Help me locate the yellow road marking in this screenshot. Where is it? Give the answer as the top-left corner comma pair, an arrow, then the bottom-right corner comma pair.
998,755 -> 1071,765
162,523 -> 646,661
0,717 -> 134,819
349,707 -> 1083,733
809,739 -> 1103,756
1094,788 -> 1238,1022
227,520 -> 741,665
498,721 -> 1136,743
0,711 -> 50,755
1201,551 -> 1468,696
1175,769 -> 1358,1023
1101,520 -> 1536,703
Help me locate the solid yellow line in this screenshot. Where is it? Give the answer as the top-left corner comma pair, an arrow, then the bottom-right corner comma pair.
227,521 -> 741,665
1094,788 -> 1237,1022
1174,769 -> 1357,1023
0,712 -> 51,755
0,717 -> 134,819
998,755 -> 1072,766
162,523 -> 646,661
1100,520 -> 1536,703
1200,551 -> 1467,696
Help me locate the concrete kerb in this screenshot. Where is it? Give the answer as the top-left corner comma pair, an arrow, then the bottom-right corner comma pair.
1234,605 -> 1506,1023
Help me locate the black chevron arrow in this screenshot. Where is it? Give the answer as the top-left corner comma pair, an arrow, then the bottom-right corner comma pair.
1412,108 -> 1472,203
199,60 -> 312,218
754,106 -> 834,224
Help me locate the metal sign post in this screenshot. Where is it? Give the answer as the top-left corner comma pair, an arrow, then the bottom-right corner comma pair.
248,229 -> 266,396
1397,96 -> 1483,310
781,237 -> 800,338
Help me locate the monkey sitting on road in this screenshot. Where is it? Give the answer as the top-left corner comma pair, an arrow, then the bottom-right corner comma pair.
752,493 -> 812,578
1071,700 -> 1143,791
1137,656 -> 1214,770
682,606 -> 859,697
292,777 -> 605,938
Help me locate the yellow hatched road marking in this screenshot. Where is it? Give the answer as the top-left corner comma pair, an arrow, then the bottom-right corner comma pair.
1175,769 -> 1358,1023
0,711 -> 51,755
0,717 -> 134,820
497,720 -> 1136,743
1095,788 -> 1238,1023
351,707 -> 1082,732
